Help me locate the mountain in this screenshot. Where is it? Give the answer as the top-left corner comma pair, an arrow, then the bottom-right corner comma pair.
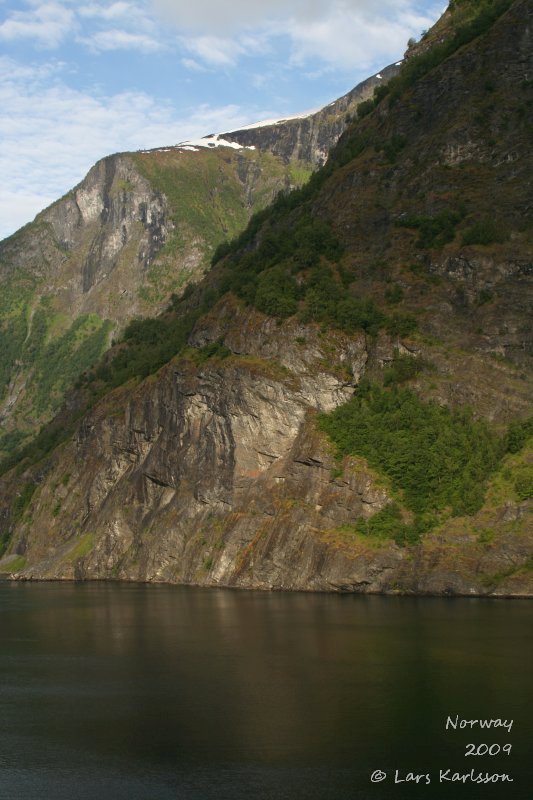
0,66 -> 395,453
0,0 -> 531,595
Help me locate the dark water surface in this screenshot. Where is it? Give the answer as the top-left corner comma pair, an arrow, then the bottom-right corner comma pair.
0,583 -> 531,800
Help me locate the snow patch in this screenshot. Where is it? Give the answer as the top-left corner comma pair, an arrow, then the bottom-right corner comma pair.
175,134 -> 255,151
376,73 -> 383,79
137,134 -> 256,155
228,108 -> 318,132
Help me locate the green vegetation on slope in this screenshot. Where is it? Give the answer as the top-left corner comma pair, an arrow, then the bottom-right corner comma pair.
390,0 -> 514,98
382,350 -> 433,386
66,533 -> 94,562
356,503 -> 422,547
321,387 -> 532,547
214,206 -> 417,336
0,299 -> 209,477
0,303 -> 111,455
397,209 -> 465,249
31,314 -> 113,416
4,555 -> 27,572
90,310 -> 199,387
0,480 -> 37,556
319,385 -> 505,535
0,269 -> 36,400
0,271 -> 112,449
133,148 -> 308,304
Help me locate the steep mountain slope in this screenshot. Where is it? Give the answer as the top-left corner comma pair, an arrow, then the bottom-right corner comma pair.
0,68 -> 393,452
0,0 -> 531,594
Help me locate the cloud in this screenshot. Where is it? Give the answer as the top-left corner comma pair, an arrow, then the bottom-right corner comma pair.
0,56 -> 270,239
79,28 -> 163,53
152,0 -> 325,34
76,0 -> 165,52
181,29 -> 269,67
1,1 -> 443,66
0,1 -> 163,53
181,35 -> 246,67
288,5 -> 437,72
180,57 -> 209,72
0,1 -> 75,47
153,0 -> 443,70
78,2 -> 139,20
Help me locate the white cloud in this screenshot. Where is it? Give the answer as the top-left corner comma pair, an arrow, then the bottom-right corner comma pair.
180,57 -> 209,72
153,0 -> 443,70
182,35 -> 246,67
0,1 -> 75,47
152,0 -> 324,34
0,1 -> 163,53
1,1 -> 443,66
181,28 -> 271,67
0,56 -> 270,239
78,2 -> 139,20
288,6 -> 437,72
77,1 -> 164,52
79,28 -> 163,52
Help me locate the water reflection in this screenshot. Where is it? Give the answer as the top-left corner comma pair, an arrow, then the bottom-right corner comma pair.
0,583 -> 531,799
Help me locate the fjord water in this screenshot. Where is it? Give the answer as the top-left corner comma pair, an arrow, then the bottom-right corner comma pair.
0,583 -> 531,800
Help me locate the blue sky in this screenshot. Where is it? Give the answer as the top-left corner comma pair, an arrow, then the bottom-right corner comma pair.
0,0 -> 444,240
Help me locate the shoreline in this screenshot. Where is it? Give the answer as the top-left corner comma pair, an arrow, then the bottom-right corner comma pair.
3,573 -> 532,599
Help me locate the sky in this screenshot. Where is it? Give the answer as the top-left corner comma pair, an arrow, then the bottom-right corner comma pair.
0,0 -> 444,240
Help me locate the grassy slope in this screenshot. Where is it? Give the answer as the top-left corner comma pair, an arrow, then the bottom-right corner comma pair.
0,269 -> 112,450
133,148 -> 312,305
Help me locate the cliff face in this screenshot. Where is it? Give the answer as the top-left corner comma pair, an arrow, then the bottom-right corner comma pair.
0,148 -> 290,443
2,296 -> 531,596
0,0 -> 531,595
3,155 -> 172,321
4,300 -> 383,590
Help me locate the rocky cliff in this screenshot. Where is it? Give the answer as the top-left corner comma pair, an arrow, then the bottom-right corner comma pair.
1,295 -> 530,594
0,0 -> 531,595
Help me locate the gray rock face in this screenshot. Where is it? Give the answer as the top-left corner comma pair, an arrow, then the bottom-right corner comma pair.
11,166 -> 187,317
8,301 -> 388,590
36,155 -> 172,316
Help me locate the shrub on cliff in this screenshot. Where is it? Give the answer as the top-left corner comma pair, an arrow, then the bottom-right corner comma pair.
319,385 -> 503,517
